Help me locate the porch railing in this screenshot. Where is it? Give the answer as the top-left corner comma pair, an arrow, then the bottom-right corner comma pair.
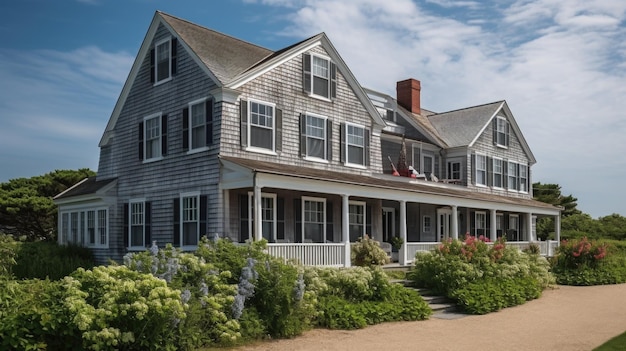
267,243 -> 346,267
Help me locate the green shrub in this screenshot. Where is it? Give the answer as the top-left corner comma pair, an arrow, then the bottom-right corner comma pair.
12,241 -> 94,280
351,235 -> 389,267
450,276 -> 542,314
0,234 -> 17,277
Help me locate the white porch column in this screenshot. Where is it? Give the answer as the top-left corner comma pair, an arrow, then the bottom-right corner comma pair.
526,212 -> 534,242
451,205 -> 459,240
253,184 -> 262,241
399,200 -> 408,265
342,194 -> 351,268
490,209 -> 497,242
554,214 -> 561,242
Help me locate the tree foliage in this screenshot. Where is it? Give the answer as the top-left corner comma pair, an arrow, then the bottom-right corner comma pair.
0,169 -> 95,241
533,182 -> 581,217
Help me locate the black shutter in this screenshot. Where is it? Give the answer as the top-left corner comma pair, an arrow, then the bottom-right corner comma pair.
330,62 -> 337,99
149,48 -> 155,83
240,100 -> 248,148
123,203 -> 129,248
275,108 -> 282,153
487,156 -> 493,187
366,205 -> 372,238
365,128 -> 370,167
277,197 -> 285,241
145,202 -> 151,246
294,199 -> 302,243
161,114 -> 168,156
471,154 -> 476,185
302,53 -> 311,94
206,99 -> 214,145
516,163 -> 520,191
171,38 -> 178,76
240,194 -> 249,243
182,107 -> 189,150
326,201 -> 333,242
173,198 -> 180,246
503,160 -> 508,189
326,119 -> 333,161
492,118 -> 497,145
138,122 -> 144,160
340,123 -> 346,164
200,195 -> 208,238
505,121 -> 510,147
299,114 -> 307,157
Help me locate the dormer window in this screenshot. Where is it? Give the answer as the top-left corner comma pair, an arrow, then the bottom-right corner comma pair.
341,123 -> 370,167
302,53 -> 337,100
494,116 -> 509,147
151,37 -> 177,84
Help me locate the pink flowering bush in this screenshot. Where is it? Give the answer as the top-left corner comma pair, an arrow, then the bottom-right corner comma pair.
555,237 -> 608,269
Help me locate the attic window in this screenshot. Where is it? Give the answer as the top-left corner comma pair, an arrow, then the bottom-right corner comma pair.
151,37 -> 177,84
302,53 -> 337,100
494,116 -> 509,147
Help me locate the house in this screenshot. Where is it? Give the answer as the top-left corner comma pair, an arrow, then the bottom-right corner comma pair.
54,11 -> 561,266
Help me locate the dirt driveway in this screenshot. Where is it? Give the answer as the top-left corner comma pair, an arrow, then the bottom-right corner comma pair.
235,284 -> 626,351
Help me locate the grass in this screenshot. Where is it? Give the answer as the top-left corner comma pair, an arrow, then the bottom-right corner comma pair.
593,330 -> 626,351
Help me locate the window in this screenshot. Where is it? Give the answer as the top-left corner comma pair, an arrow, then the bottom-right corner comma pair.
493,158 -> 503,188
151,37 -> 177,84
304,113 -> 328,160
508,215 -> 519,241
345,123 -> 367,166
59,208 -> 108,248
422,154 -> 434,178
302,197 -> 325,243
475,212 -> 486,236
249,100 -> 274,151
423,215 -> 432,233
508,162 -> 518,191
349,201 -> 366,242
182,194 -> 199,247
494,116 -> 509,147
184,98 -> 213,151
144,113 -> 162,160
519,164 -> 528,193
475,154 -> 487,186
248,193 -> 277,242
129,201 -> 145,248
447,161 -> 461,180
303,53 -> 336,100
496,214 -> 504,237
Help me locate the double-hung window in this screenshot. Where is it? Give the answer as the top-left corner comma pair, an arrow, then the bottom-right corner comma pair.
345,123 -> 366,166
494,116 -> 509,147
249,100 -> 275,151
508,161 -> 518,191
191,100 -> 207,149
349,201 -> 366,242
304,113 -> 328,160
519,164 -> 528,193
302,197 -> 325,243
475,154 -> 487,186
493,158 -> 503,188
182,194 -> 199,247
129,201 -> 145,248
508,215 -> 520,241
144,113 -> 162,160
475,212 -> 486,236
302,53 -> 337,100
248,193 -> 277,242
447,161 -> 461,180
152,37 -> 177,84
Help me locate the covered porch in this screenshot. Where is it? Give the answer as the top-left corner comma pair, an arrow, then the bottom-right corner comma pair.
219,156 -> 561,267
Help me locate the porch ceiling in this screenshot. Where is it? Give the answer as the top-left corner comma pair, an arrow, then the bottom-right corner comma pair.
219,156 -> 561,216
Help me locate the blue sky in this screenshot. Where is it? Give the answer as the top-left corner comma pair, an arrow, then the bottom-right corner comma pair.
1,0 -> 625,218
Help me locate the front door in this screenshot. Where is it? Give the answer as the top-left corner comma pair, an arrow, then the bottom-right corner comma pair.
437,208 -> 452,241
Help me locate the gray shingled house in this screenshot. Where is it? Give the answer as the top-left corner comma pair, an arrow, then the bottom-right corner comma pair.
54,11 -> 561,266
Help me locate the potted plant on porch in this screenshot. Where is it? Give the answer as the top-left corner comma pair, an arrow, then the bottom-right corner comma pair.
390,236 -> 404,262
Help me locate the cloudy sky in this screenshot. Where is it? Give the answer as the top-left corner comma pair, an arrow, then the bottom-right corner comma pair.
1,0 -> 624,218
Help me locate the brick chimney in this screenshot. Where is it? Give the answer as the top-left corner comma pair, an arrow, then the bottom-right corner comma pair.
396,78 -> 421,114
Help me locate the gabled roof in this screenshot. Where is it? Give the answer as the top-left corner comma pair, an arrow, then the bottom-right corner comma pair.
100,11 -> 384,147
53,177 -> 117,201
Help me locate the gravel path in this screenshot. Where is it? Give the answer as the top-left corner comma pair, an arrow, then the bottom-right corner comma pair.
235,284 -> 626,351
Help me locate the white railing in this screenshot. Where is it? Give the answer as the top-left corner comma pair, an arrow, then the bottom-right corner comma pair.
267,243 -> 346,267
405,242 -> 440,263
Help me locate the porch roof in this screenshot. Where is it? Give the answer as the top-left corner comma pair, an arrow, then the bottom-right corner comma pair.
220,156 -> 561,215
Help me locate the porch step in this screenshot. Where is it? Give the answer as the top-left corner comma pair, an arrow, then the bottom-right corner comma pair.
393,281 -> 467,319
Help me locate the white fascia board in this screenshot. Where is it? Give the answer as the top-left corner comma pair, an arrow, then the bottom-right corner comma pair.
500,101 -> 537,164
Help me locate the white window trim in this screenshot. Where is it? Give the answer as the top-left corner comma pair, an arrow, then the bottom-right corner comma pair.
475,211 -> 486,236
344,122 -> 367,168
187,97 -> 210,154
303,112 -> 329,163
180,192 -> 200,251
308,53 -> 333,102
509,214 -> 520,241
349,200 -> 366,239
154,37 -> 173,86
302,196 -> 326,243
59,207 -> 109,249
519,164 -> 529,194
495,116 -> 508,148
143,112 -> 163,163
475,153 -> 487,187
247,192 -> 277,242
507,161 -> 518,192
246,99 -> 277,155
423,215 -> 432,233
492,157 -> 504,189
128,198 -> 146,250
422,153 -> 434,176
496,214 -> 504,230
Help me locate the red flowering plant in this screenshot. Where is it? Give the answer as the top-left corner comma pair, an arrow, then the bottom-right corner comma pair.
556,237 -> 610,269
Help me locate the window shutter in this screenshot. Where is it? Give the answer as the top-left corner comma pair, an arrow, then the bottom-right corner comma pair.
138,122 -> 144,160
330,62 -> 337,99
302,54 -> 311,94
503,160 -> 508,189
366,205 -> 372,237
277,197 -> 285,241
171,38 -> 178,76
340,123 -> 346,164
487,157 -> 493,187
161,114 -> 168,156
173,198 -> 180,246
516,163 -> 520,191
239,194 -> 249,243
275,108 -> 282,153
471,154 -> 476,185
365,128 -> 371,167
505,121 -> 510,147
149,48 -> 155,83
145,202 -> 151,246
299,114 -> 307,157
492,118 -> 497,145
200,195 -> 208,238
206,99 -> 214,145
326,119 -> 333,161
240,100 -> 248,148
182,107 -> 189,150
294,199 -> 302,243
123,203 -> 129,248
326,201 -> 333,242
